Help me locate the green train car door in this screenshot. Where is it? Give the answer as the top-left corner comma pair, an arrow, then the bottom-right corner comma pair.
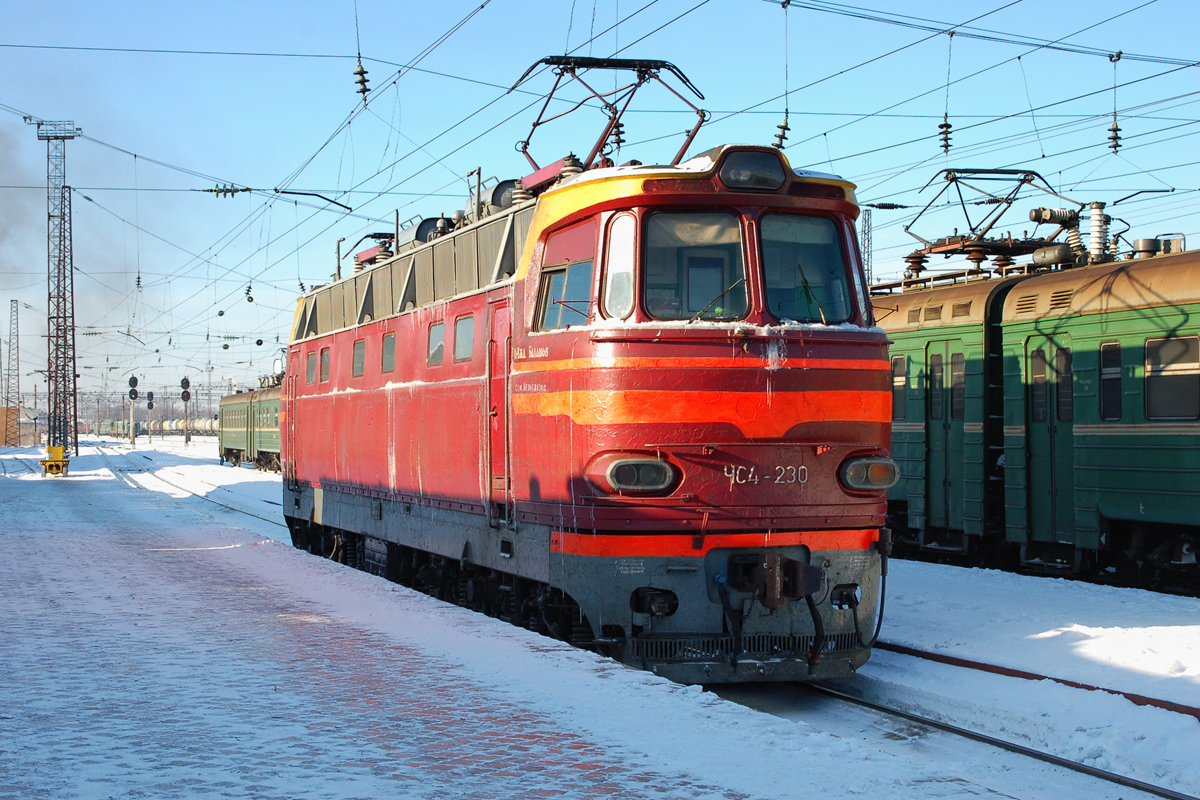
926,339 -> 967,533
1025,335 -> 1074,543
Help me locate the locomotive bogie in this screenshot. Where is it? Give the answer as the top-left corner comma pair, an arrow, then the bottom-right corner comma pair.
285,482 -> 878,683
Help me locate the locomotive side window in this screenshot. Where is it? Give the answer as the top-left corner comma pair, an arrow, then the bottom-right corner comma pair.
538,219 -> 596,330
761,214 -> 851,323
1099,342 -> 1122,420
891,356 -> 906,420
1029,349 -> 1048,423
644,212 -> 745,320
352,340 -> 366,377
928,354 -> 944,420
320,348 -> 331,383
950,353 -> 965,420
1146,336 -> 1200,419
1056,348 -> 1073,423
454,316 -> 475,361
381,333 -> 396,373
428,323 -> 445,366
306,352 -> 316,385
603,213 -> 636,320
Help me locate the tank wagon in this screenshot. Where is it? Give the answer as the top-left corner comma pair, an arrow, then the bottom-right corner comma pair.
219,385 -> 281,470
874,178 -> 1198,584
281,56 -> 896,683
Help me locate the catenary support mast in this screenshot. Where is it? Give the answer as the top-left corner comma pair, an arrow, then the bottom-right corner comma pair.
27,118 -> 81,456
3,300 -> 18,446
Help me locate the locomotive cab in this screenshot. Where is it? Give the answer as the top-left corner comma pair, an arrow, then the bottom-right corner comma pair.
506,145 -> 896,680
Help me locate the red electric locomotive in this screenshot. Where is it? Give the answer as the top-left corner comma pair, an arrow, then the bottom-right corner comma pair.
282,59 -> 896,682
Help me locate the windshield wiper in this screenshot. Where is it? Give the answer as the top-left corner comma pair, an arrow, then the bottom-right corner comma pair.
795,261 -> 828,324
688,277 -> 746,323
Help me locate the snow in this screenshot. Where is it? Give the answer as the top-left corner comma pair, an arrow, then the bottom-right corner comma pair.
1,438 -> 1195,799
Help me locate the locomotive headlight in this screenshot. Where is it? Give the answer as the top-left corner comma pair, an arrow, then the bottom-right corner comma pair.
840,457 -> 899,491
607,459 -> 675,493
585,453 -> 679,495
718,150 -> 786,191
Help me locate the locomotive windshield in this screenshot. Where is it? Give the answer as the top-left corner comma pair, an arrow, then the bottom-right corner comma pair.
643,211 -> 747,321
761,214 -> 852,324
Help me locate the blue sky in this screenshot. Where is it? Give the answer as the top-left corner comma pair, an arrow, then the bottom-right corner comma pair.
2,0 -> 1197,412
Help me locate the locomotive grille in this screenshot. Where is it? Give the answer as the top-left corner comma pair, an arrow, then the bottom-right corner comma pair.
632,632 -> 860,662
1049,289 -> 1074,311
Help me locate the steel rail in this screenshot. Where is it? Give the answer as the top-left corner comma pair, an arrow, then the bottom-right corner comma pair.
875,640 -> 1200,722
808,683 -> 1199,800
96,446 -> 287,528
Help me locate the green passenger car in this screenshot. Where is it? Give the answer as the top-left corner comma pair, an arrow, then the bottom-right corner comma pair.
873,248 -> 1200,580
999,253 -> 1200,575
874,277 -> 1027,558
218,385 -> 282,471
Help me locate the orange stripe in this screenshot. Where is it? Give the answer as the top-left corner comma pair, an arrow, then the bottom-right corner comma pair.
551,529 -> 878,558
513,356 -> 888,374
512,389 -> 889,438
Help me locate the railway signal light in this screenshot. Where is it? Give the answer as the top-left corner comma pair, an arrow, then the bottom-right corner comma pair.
147,401 -> 154,410
181,377 -> 190,390
129,388 -> 138,400
181,390 -> 191,402
129,376 -> 138,388
147,391 -> 154,402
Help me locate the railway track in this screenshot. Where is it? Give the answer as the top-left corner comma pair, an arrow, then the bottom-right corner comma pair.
806,681 -> 1198,800
94,446 -> 287,528
81,445 -> 1196,799
0,456 -> 37,476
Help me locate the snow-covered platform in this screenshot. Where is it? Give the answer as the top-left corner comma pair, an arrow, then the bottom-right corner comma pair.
0,441 -> 1195,799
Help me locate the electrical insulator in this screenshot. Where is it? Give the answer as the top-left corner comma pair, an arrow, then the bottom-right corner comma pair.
1108,116 -> 1122,153
354,58 -> 370,104
246,284 -> 254,303
773,114 -> 790,150
939,114 -> 952,154
610,119 -> 625,149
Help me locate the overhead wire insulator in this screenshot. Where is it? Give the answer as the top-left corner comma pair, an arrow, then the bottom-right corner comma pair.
939,114 -> 952,154
1108,115 -> 1122,153
609,119 -> 625,149
354,58 -> 370,104
773,114 -> 790,150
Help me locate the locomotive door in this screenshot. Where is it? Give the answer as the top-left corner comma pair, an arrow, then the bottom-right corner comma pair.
487,300 -> 512,516
925,339 -> 967,535
1025,336 -> 1075,543
284,357 -> 297,482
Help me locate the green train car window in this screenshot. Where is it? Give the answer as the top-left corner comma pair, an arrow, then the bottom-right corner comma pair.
320,348 -> 331,382
1100,343 -> 1122,421
950,353 -> 965,420
352,340 -> 366,377
306,352 -> 316,385
1146,336 -> 1200,420
929,354 -> 944,420
381,333 -> 396,373
1056,349 -> 1073,423
891,356 -> 906,420
1030,350 -> 1048,423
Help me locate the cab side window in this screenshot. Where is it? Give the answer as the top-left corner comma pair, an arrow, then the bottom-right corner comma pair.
537,219 -> 596,330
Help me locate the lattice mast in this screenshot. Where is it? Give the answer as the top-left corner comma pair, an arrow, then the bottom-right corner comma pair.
27,119 -> 81,456
859,208 -> 873,286
3,300 -> 18,446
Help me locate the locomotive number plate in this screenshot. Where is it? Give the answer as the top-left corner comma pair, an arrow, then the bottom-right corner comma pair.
723,464 -> 808,490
